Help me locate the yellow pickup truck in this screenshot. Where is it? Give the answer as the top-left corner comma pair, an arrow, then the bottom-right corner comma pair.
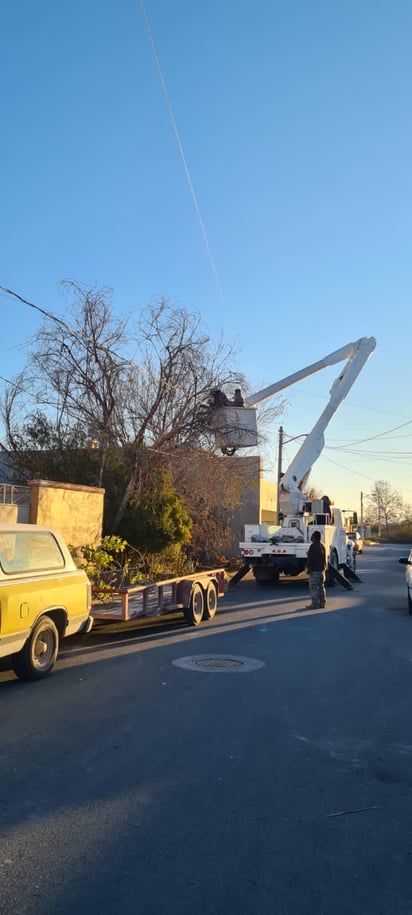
0,523 -> 92,681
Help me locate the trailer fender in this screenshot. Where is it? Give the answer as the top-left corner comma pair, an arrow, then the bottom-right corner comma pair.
176,578 -> 196,607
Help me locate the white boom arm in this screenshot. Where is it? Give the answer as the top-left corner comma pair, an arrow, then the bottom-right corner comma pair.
247,337 -> 376,407
210,336 -> 376,505
275,336 -> 376,512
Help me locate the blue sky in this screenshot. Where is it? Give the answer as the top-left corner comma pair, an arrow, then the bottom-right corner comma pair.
2,0 -> 412,516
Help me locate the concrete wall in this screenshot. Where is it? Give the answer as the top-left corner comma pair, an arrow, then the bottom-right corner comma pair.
0,504 -> 18,523
29,480 -> 105,548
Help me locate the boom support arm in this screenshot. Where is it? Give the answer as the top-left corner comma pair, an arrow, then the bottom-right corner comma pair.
278,336 -> 376,512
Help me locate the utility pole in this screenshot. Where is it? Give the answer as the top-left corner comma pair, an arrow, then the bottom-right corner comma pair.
360,490 -> 364,536
277,425 -> 283,524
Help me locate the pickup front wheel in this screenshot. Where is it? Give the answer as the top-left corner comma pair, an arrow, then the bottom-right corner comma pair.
12,616 -> 59,681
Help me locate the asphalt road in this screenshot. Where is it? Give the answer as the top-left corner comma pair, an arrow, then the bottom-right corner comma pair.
1,544 -> 412,915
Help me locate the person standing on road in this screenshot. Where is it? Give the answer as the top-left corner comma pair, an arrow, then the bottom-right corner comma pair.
305,530 -> 327,609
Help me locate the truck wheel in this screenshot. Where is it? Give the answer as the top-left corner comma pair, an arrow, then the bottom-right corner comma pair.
12,617 -> 59,681
203,582 -> 218,620
184,584 -> 204,626
253,569 -> 279,585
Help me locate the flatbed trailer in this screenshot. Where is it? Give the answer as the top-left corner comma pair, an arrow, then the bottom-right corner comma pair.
91,568 -> 227,627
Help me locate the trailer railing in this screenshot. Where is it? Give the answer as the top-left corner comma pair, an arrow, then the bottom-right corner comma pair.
91,569 -> 227,622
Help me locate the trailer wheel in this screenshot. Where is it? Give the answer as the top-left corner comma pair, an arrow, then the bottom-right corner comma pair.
184,583 -> 204,626
12,616 -> 59,681
203,582 -> 218,620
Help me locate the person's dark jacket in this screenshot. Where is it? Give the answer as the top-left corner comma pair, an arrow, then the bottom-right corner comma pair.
306,540 -> 326,572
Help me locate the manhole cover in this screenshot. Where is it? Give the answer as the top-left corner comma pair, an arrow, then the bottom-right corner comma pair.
194,657 -> 244,670
173,654 -> 265,673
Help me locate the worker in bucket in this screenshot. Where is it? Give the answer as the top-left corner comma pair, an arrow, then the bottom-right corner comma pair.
233,388 -> 245,406
212,388 -> 230,408
305,530 -> 327,609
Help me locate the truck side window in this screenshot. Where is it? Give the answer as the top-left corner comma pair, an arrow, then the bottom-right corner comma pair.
0,532 -> 65,574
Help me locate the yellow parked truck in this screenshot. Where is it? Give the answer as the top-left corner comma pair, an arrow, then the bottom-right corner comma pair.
0,523 -> 93,680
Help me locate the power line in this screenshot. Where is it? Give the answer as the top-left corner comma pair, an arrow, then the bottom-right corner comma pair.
137,0 -> 226,304
0,285 -> 71,331
0,373 -> 99,428
286,386 -> 412,423
282,418 -> 412,454
322,455 -> 378,483
337,420 -> 412,447
324,441 -> 412,470
322,455 -> 412,497
0,285 -> 137,370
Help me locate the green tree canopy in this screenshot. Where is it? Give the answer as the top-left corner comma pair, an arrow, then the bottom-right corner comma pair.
118,468 -> 192,554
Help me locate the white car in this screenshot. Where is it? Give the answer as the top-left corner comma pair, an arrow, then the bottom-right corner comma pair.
347,531 -> 363,553
399,550 -> 412,615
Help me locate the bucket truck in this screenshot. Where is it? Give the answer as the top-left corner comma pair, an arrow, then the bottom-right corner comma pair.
210,337 -> 376,588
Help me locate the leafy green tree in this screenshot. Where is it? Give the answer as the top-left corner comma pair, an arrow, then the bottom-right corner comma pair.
118,468 -> 192,554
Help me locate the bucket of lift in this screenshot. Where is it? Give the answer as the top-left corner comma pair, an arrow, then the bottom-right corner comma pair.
210,406 -> 258,453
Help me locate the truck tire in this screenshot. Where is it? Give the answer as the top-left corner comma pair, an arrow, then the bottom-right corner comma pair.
184,583 -> 204,626
203,582 -> 218,620
12,616 -> 59,681
253,568 -> 279,586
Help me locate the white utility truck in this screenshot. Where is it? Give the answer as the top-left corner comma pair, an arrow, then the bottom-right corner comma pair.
210,337 -> 376,589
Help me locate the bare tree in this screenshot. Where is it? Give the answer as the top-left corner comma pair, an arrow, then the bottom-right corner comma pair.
1,282 -> 130,484
0,283 -> 247,529
168,448 -> 248,561
366,480 -> 406,536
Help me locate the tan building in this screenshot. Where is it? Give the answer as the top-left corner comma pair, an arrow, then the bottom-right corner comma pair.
229,455 -> 277,556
